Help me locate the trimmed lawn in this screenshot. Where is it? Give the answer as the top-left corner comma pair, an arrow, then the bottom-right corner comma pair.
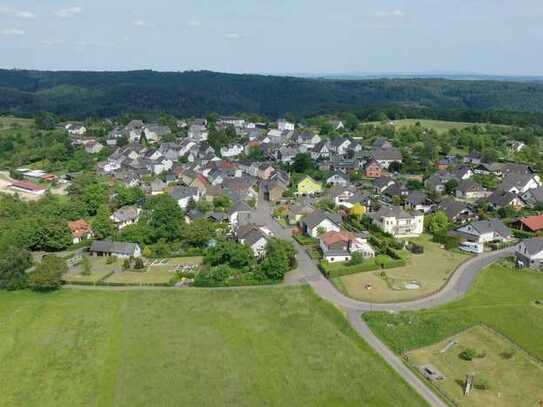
63,271 -> 112,284
364,262 -> 543,360
333,235 -> 468,302
407,326 -> 543,407
0,287 -> 427,407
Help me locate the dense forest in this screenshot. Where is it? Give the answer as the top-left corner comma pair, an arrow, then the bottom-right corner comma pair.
2,69 -> 543,121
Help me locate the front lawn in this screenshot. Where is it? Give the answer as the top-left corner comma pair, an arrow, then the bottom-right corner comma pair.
406,326 -> 543,407
0,287 -> 426,407
333,235 -> 468,302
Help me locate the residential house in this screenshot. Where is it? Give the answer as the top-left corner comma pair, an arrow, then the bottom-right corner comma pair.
498,173 -> 541,195
111,206 -> 141,229
262,179 -> 287,202
300,210 -> 342,238
65,123 -> 87,136
89,240 -> 141,258
296,176 -> 322,196
455,219 -> 512,243
404,190 -> 434,213
437,198 -> 474,223
319,230 -> 375,263
488,190 -> 526,210
513,215 -> 543,233
277,119 -> 295,131
364,160 -> 383,178
326,172 -> 349,187
515,238 -> 543,269
455,179 -> 488,200
371,147 -> 402,169
170,186 -> 202,209
520,187 -> 543,208
236,224 -> 272,257
368,206 -> 424,238
373,176 -> 396,194
68,219 -> 93,244
85,141 -> 104,154
329,137 -> 351,156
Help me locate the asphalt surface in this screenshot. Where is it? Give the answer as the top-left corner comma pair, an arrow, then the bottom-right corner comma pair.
255,197 -> 515,407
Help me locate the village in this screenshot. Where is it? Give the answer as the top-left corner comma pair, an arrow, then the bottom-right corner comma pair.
3,114 -> 543,293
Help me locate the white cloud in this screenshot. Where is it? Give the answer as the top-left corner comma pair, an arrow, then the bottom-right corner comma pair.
0,28 -> 24,36
0,6 -> 36,19
225,32 -> 240,40
374,9 -> 405,18
54,6 -> 82,18
133,19 -> 154,28
187,19 -> 201,27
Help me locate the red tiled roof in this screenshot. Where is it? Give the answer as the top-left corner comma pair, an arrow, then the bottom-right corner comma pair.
321,230 -> 356,247
518,215 -> 543,232
11,180 -> 46,192
68,219 -> 92,238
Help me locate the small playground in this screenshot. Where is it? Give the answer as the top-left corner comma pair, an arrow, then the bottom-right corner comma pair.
406,325 -> 543,407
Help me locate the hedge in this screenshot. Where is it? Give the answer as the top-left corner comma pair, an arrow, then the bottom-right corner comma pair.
513,229 -> 535,239
293,234 -> 319,246
319,255 -> 406,278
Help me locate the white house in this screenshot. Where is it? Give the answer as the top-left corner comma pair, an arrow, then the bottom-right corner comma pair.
320,230 -> 375,263
368,206 -> 424,238
220,144 -> 244,158
111,206 -> 141,229
455,219 -> 512,243
170,186 -> 202,210
65,123 -> 87,136
277,119 -> 295,131
326,172 -> 349,187
300,210 -> 342,238
515,238 -> 543,269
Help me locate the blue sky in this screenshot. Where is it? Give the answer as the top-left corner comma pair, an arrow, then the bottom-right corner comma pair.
0,1 -> 542,75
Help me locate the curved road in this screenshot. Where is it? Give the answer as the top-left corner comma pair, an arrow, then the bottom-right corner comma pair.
255,198 -> 515,407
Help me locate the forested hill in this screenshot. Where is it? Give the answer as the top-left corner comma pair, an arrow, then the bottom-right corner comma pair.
1,69 -> 543,119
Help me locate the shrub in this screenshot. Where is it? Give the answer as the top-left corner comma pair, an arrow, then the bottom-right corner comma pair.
106,256 -> 117,264
348,253 -> 364,266
134,257 -> 145,270
474,378 -> 490,390
28,255 -> 67,292
500,350 -> 516,359
459,348 -> 477,361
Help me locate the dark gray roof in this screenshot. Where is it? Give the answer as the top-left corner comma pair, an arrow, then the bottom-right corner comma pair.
519,238 -> 543,256
301,210 -> 342,230
467,219 -> 511,239
90,240 -> 139,256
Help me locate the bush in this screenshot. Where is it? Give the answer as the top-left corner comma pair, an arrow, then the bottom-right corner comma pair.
408,243 -> 424,254
459,348 -> 477,361
348,253 -> 364,266
134,257 -> 145,270
473,378 -> 490,390
28,255 -> 67,292
106,256 -> 117,264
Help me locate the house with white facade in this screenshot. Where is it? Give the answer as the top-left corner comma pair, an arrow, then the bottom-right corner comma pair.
300,210 -> 342,238
455,219 -> 512,243
320,230 -> 375,263
368,206 -> 424,238
515,238 -> 543,269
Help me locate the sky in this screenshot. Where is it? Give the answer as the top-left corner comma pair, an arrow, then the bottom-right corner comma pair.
0,0 -> 542,76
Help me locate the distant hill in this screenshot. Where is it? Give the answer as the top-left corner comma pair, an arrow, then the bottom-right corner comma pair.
1,69 -> 543,119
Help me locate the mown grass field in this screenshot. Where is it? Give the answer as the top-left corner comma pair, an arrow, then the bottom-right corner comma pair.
361,119 -> 505,134
364,262 -> 543,359
0,286 -> 427,407
407,326 -> 543,407
333,235 -> 468,302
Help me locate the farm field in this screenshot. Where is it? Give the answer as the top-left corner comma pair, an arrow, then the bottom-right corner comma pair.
333,235 -> 468,302
0,287 -> 426,407
0,115 -> 34,129
364,261 -> 543,359
407,325 -> 543,407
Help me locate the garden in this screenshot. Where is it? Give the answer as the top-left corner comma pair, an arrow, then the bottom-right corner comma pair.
331,234 -> 468,302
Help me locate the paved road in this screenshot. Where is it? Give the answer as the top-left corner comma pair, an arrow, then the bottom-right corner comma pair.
254,197 -> 514,407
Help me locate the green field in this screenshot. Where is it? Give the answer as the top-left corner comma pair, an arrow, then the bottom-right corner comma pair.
407,326 -> 543,407
0,286 -> 426,407
361,119 -> 493,134
333,235 -> 468,302
364,261 -> 543,359
0,115 -> 34,129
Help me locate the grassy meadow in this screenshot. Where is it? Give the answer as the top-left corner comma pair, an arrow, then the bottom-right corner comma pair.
0,286 -> 427,407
